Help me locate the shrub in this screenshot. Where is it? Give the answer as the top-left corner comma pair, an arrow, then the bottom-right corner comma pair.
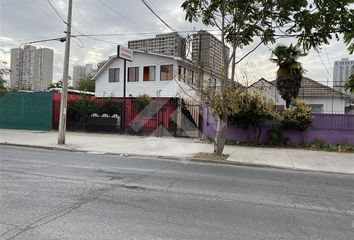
308,138 -> 328,149
267,124 -> 283,145
133,94 -> 156,117
229,91 -> 279,141
281,99 -> 313,131
100,98 -> 121,117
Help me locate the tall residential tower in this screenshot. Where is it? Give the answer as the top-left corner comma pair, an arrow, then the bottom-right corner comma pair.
333,58 -> 354,93
10,45 -> 54,91
192,30 -> 230,74
128,32 -> 186,58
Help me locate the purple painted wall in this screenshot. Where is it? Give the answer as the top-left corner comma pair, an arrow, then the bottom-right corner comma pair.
203,108 -> 354,145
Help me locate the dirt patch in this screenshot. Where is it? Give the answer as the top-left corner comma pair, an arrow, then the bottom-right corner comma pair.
194,152 -> 230,161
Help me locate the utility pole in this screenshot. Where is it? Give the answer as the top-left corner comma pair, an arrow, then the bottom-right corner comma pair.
58,0 -> 73,144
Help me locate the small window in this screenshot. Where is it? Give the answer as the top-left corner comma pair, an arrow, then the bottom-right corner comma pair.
209,78 -> 217,88
309,104 -> 323,113
187,69 -> 194,84
128,67 -> 139,82
143,66 -> 156,81
109,68 -> 119,82
178,66 -> 186,81
160,65 -> 173,81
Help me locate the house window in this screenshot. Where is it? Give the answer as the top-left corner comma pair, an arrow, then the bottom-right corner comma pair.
209,78 -> 217,89
128,67 -> 139,82
187,69 -> 194,84
309,104 -> 323,113
178,66 -> 186,81
108,68 -> 119,82
160,65 -> 173,81
143,66 -> 156,81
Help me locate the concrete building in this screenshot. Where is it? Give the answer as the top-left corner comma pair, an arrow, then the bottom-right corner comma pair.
333,58 -> 354,93
72,64 -> 96,88
249,78 -> 349,114
192,30 -> 230,75
10,45 -> 54,91
128,32 -> 186,58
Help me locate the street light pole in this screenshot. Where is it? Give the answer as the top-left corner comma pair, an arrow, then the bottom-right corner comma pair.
58,0 -> 73,144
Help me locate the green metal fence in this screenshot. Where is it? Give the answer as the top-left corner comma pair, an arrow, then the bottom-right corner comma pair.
0,92 -> 52,130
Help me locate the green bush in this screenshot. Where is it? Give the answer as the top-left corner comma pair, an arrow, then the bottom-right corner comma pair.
267,124 -> 283,145
133,94 -> 156,117
100,98 -> 121,117
229,91 -> 279,141
281,99 -> 313,131
307,138 -> 328,149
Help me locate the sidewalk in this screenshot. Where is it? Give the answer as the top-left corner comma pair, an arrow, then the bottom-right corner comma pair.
0,129 -> 353,175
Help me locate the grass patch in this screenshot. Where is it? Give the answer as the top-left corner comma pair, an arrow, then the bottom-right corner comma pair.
194,152 -> 230,161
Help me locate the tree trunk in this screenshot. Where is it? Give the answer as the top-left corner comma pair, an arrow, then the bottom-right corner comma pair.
214,114 -> 228,155
286,99 -> 291,108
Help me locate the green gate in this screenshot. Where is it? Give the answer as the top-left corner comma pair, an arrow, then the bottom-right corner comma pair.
0,92 -> 52,130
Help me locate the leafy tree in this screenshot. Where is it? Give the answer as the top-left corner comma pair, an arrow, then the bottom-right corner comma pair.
182,0 -> 353,155
76,76 -> 95,92
134,94 -> 156,117
344,74 -> 354,93
48,81 -> 63,89
270,44 -> 306,108
0,68 -> 9,96
229,91 -> 278,141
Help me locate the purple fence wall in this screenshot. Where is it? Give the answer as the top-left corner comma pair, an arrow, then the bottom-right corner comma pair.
203,108 -> 354,145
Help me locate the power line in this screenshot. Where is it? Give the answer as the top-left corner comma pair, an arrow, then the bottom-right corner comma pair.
46,0 -> 66,24
324,46 -> 333,71
140,0 -> 176,32
96,0 -> 149,32
317,50 -> 332,80
72,29 -> 220,37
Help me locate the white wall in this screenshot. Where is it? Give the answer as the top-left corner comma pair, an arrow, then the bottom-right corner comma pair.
299,96 -> 346,114
95,52 -> 212,101
95,53 -> 180,98
249,80 -> 286,106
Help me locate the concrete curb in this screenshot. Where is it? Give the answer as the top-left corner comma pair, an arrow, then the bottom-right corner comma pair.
0,142 -> 352,176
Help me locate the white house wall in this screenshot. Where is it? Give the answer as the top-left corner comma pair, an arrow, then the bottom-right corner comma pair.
95,52 -> 212,101
299,96 -> 346,114
95,53 -> 180,98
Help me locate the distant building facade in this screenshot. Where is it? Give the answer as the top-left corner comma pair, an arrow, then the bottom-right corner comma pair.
72,63 -> 96,88
192,30 -> 230,74
10,45 -> 54,91
128,32 -> 186,58
333,58 -> 354,93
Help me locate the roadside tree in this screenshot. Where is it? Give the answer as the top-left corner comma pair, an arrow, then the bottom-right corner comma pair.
181,0 -> 354,155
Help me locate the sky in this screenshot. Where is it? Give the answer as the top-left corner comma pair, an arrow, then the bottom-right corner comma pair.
0,0 -> 352,87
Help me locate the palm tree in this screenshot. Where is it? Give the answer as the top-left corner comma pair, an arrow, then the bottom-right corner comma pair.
344,74 -> 354,93
270,44 -> 307,108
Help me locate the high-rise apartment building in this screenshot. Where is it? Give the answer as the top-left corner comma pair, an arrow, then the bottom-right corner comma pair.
192,30 -> 230,74
333,58 -> 354,93
10,45 -> 54,91
128,32 -> 186,58
72,64 -> 96,88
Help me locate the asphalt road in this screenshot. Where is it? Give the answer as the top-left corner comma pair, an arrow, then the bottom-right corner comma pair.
0,145 -> 353,240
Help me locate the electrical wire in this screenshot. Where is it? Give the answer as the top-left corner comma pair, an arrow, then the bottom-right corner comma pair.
140,0 -> 176,32
317,50 -> 332,80
46,0 -> 66,24
96,0 -> 149,32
